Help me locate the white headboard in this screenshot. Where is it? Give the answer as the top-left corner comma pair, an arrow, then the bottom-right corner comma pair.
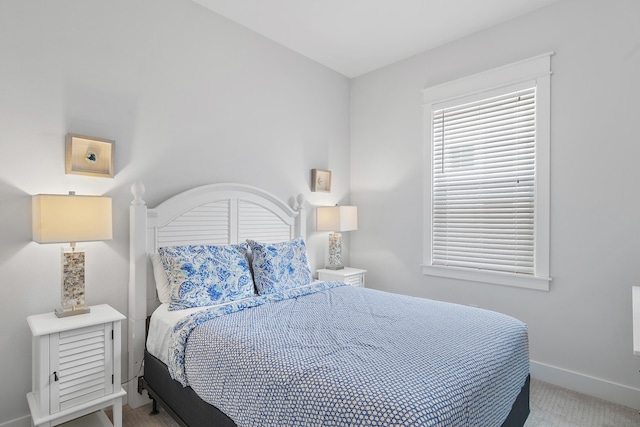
127,182 -> 305,407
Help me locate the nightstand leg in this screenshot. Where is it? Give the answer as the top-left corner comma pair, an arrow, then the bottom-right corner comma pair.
113,398 -> 123,427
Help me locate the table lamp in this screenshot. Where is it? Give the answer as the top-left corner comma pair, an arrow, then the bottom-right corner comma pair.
32,192 -> 112,317
316,205 -> 357,270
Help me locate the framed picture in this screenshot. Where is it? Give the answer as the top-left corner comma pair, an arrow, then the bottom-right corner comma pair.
65,134 -> 115,178
311,169 -> 332,192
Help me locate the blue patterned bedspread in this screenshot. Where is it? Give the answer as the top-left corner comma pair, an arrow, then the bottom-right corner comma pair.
168,282 -> 529,426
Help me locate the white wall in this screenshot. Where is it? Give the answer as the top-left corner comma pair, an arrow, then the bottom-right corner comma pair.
351,0 -> 640,408
0,0 -> 349,424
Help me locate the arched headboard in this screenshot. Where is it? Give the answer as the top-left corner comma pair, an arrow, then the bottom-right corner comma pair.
127,182 -> 305,407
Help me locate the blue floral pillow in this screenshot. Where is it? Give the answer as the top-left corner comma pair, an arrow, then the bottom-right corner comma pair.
247,238 -> 313,295
158,244 -> 255,311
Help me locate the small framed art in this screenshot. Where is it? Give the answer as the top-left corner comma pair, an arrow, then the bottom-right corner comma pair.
311,169 -> 332,192
65,133 -> 115,178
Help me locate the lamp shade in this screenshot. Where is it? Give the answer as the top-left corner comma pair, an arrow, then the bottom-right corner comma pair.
32,194 -> 113,244
316,206 -> 358,232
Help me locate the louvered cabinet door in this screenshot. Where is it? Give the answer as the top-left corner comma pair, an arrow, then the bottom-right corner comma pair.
317,267 -> 367,288
49,322 -> 114,412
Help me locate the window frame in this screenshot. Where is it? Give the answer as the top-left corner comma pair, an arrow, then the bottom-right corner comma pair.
422,53 -> 552,291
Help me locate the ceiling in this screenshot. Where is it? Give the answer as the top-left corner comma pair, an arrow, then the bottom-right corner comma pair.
191,0 -> 560,78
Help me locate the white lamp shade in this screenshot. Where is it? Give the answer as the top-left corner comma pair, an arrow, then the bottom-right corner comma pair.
32,194 -> 113,243
316,206 -> 358,232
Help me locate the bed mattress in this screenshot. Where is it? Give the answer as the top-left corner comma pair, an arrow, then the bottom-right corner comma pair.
154,282 -> 529,427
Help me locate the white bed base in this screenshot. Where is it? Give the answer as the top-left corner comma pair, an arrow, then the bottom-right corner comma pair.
128,182 -> 306,408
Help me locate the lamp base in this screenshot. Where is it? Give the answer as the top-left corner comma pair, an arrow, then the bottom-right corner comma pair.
60,247 -> 88,318
55,305 -> 91,318
327,232 -> 344,271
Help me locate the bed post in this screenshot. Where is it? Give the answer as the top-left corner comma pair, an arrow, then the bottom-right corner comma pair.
295,194 -> 306,239
128,182 -> 151,408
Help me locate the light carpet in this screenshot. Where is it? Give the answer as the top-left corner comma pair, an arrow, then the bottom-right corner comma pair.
525,379 -> 639,427
107,379 -> 640,426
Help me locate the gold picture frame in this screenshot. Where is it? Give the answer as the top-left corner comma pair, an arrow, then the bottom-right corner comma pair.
65,133 -> 115,178
311,169 -> 332,192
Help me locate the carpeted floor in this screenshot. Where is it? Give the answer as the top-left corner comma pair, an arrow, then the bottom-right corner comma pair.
106,379 -> 640,426
525,379 -> 639,427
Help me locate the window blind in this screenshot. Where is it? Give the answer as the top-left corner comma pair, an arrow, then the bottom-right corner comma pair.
432,87 -> 536,275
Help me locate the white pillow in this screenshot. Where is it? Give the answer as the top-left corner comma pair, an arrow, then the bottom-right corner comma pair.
150,253 -> 171,304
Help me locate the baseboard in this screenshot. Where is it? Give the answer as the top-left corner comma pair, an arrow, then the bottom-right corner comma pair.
531,360 -> 640,409
0,415 -> 31,427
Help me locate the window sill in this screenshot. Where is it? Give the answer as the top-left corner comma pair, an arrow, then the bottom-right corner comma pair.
422,264 -> 550,291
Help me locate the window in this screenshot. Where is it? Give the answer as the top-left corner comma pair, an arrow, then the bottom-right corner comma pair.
422,53 -> 552,290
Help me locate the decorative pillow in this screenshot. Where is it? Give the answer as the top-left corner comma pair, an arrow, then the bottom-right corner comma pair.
158,244 -> 255,310
247,238 -> 313,295
150,253 -> 171,304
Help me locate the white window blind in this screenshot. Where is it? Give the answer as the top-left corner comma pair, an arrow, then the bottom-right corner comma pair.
432,87 -> 536,275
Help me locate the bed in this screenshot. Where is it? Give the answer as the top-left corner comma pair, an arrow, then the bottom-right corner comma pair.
127,182 -> 530,426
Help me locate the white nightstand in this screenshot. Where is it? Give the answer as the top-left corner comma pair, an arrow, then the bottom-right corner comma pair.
27,304 -> 126,427
317,267 -> 367,288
